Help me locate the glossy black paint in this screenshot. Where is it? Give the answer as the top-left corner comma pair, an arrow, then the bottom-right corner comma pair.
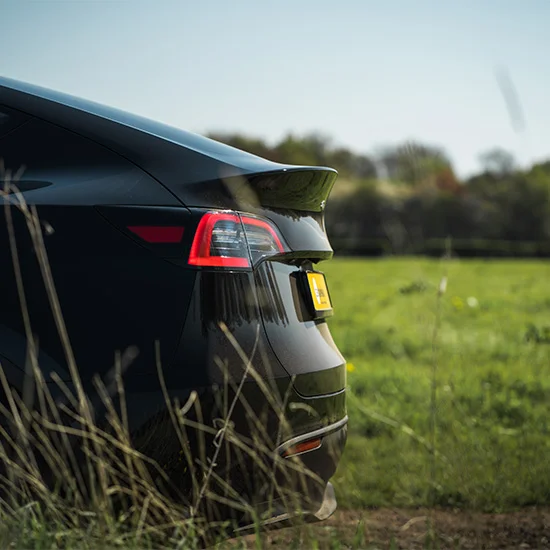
0,77 -> 347,529
0,115 -> 179,206
0,104 -> 30,139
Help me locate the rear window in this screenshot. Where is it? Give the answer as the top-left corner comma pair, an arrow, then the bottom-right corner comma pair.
0,106 -> 29,139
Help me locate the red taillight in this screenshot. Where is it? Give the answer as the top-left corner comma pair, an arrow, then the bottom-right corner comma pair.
127,226 -> 184,243
188,212 -> 249,268
240,215 -> 284,256
188,211 -> 285,268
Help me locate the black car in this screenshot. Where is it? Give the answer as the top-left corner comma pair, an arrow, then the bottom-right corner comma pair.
0,77 -> 347,534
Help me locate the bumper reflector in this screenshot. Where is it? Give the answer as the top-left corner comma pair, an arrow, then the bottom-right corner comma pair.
127,225 -> 184,243
281,437 -> 322,458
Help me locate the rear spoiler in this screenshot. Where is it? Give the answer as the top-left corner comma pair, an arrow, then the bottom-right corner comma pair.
173,167 -> 338,214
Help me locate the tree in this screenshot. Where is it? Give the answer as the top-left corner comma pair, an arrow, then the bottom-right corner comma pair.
206,133 -> 274,160
478,147 -> 516,176
329,148 -> 377,179
378,141 -> 453,186
274,133 -> 319,166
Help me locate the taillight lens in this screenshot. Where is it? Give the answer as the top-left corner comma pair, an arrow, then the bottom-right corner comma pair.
241,215 -> 285,264
188,213 -> 249,268
188,211 -> 286,268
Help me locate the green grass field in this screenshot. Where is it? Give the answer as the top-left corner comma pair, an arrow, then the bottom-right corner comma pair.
323,258 -> 550,512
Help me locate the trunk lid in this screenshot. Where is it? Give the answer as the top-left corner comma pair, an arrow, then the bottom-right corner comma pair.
220,169 -> 345,398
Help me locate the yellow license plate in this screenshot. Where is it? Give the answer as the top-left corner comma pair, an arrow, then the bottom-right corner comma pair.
306,272 -> 332,312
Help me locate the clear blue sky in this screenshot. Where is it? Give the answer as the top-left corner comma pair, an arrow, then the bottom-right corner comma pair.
1,0 -> 549,177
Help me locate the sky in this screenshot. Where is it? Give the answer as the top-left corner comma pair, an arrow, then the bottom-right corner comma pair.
1,0 -> 550,177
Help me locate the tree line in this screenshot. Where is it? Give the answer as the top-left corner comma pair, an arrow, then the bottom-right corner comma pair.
209,132 -> 550,257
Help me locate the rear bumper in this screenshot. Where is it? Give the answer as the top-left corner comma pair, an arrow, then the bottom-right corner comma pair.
234,481 -> 338,535
116,375 -> 347,528
228,415 -> 348,532
275,415 -> 348,456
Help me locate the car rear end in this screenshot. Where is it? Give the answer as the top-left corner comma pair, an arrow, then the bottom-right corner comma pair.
99,185 -> 348,531
0,77 -> 347,532
103,173 -> 349,530
158,170 -> 349,530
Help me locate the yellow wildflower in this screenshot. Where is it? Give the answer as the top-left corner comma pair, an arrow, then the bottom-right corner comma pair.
346,363 -> 356,373
451,296 -> 464,310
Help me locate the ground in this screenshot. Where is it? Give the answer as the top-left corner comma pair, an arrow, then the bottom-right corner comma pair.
226,508 -> 550,549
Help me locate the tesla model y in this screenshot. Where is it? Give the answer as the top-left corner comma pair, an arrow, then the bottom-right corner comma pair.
0,77 -> 347,533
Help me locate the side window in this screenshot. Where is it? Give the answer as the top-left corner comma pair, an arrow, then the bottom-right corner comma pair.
0,105 -> 29,139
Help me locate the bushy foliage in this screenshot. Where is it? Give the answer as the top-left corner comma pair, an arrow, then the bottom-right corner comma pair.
210,133 -> 550,256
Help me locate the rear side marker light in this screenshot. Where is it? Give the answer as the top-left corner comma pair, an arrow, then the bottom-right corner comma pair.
282,437 -> 322,458
127,226 -> 184,243
188,211 -> 285,268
